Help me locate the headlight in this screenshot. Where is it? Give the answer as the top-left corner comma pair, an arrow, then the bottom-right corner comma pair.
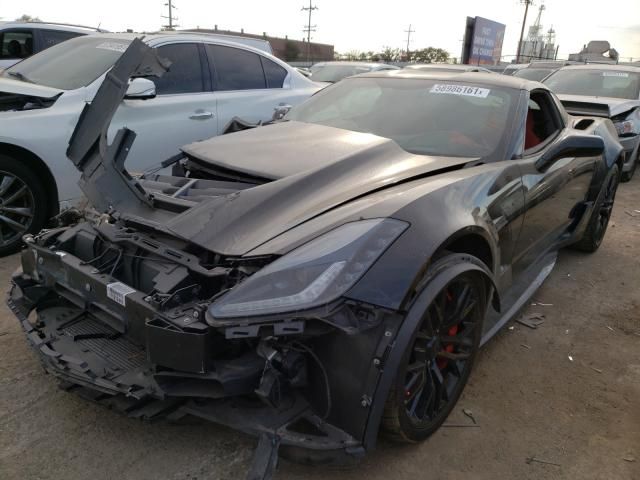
613,119 -> 637,136
209,218 -> 408,318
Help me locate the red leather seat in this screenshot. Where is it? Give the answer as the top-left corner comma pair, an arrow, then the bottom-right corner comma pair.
525,110 -> 541,149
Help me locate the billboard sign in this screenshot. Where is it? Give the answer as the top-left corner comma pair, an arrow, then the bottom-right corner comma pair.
462,16 -> 506,65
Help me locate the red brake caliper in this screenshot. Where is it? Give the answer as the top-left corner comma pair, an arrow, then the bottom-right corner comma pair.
437,290 -> 459,370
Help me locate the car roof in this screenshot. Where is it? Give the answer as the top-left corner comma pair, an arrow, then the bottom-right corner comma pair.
555,64 -> 640,73
0,21 -> 104,33
405,64 -> 489,71
76,32 -> 283,60
356,69 -> 543,91
313,61 -> 397,68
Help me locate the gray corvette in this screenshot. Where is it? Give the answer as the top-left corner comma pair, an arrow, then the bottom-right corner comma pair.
9,41 -> 623,478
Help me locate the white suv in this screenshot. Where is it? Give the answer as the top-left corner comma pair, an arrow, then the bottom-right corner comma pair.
0,33 -> 321,254
0,22 -> 101,70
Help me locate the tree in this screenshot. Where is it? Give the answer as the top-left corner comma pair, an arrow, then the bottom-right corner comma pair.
15,14 -> 42,22
284,41 -> 300,62
410,47 -> 450,64
378,47 -> 401,62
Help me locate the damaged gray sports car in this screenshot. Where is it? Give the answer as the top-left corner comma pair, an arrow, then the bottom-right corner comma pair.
8,40 -> 624,478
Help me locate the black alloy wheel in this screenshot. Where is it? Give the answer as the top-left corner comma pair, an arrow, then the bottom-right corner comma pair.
383,270 -> 485,442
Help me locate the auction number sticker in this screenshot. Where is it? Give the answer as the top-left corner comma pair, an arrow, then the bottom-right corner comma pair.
107,282 -> 136,306
430,84 -> 490,98
602,72 -> 629,77
96,42 -> 128,53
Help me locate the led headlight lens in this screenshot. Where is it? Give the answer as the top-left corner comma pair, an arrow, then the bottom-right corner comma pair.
209,218 -> 408,318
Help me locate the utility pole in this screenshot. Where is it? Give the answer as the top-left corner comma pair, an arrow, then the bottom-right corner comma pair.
162,0 -> 179,30
302,0 -> 318,64
404,24 -> 415,60
516,0 -> 533,63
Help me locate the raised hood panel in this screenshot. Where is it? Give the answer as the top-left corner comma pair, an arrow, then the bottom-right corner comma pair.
168,124 -> 475,256
0,76 -> 63,98
559,94 -> 640,118
181,121 -> 393,180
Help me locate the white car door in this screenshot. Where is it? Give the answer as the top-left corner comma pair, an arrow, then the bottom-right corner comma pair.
204,44 -> 309,130
109,41 -> 218,173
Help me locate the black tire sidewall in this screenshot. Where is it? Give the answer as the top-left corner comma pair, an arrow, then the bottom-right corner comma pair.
0,154 -> 49,255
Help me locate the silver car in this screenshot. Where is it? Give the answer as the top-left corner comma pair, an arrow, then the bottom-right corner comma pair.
309,61 -> 399,83
544,64 -> 640,181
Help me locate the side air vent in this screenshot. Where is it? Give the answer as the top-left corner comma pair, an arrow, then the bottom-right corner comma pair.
573,118 -> 595,130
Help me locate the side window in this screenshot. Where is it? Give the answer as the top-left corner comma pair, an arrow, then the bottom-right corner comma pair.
154,43 -> 205,95
207,45 -> 266,91
524,91 -> 562,152
0,30 -> 34,59
40,30 -> 83,50
261,57 -> 287,88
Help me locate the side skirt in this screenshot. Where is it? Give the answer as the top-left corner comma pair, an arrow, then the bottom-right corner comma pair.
480,251 -> 557,346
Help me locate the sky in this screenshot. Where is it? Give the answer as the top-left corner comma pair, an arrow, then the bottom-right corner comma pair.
3,0 -> 640,61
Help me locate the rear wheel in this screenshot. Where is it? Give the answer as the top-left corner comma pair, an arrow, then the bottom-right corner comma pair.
0,155 -> 49,256
573,164 -> 619,253
382,268 -> 486,443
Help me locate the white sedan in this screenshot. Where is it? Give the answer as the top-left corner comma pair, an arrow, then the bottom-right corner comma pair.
0,33 -> 321,254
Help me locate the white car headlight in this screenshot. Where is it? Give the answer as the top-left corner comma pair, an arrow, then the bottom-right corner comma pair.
209,218 -> 408,319
613,109 -> 640,137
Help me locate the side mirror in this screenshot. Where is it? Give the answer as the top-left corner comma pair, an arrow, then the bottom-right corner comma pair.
125,77 -> 156,99
536,134 -> 604,171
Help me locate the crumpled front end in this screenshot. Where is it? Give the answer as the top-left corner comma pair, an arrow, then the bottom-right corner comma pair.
8,220 -> 403,466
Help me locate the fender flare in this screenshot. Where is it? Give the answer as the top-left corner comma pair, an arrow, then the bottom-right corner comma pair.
361,253 -> 497,451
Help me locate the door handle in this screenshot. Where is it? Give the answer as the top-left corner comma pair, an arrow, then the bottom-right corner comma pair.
189,111 -> 214,120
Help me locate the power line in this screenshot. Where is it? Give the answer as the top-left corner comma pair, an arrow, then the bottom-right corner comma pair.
302,0 -> 318,63
404,24 -> 415,58
162,0 -> 179,30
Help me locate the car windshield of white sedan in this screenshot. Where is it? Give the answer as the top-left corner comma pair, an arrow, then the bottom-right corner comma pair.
287,77 -> 515,158
1,36 -> 132,90
544,69 -> 640,100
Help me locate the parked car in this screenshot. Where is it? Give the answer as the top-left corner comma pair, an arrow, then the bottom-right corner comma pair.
309,61 -> 399,83
0,33 -> 320,255
404,63 -> 493,73
544,64 -> 640,181
502,63 -> 529,76
0,21 -> 102,70
8,43 -> 623,479
177,30 -> 273,54
512,60 -> 576,82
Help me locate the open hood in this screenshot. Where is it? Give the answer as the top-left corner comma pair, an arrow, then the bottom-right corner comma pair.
0,75 -> 63,98
558,94 -> 640,118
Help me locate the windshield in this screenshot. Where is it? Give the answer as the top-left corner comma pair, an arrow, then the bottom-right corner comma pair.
544,69 -> 640,99
1,36 -> 132,90
514,68 -> 555,81
310,64 -> 373,83
286,77 -> 517,159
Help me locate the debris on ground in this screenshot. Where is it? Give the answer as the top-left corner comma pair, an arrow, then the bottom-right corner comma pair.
520,344 -> 531,350
624,210 -> 637,217
623,456 -> 636,463
526,456 -> 562,467
517,313 -> 545,329
462,409 -> 476,424
590,366 -> 603,374
568,355 -> 574,362
0,331 -> 8,337
606,326 -> 615,332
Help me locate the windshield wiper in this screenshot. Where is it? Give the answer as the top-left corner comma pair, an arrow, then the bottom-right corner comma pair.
6,71 -> 34,83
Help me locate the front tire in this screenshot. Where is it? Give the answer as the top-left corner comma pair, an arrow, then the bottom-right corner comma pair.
382,267 -> 486,443
573,164 -> 619,253
621,151 -> 637,182
0,155 -> 49,256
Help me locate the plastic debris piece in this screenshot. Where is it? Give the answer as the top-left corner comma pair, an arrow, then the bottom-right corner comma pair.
526,456 -> 561,467
517,313 -> 545,329
568,355 -> 574,362
590,366 -> 603,374
509,326 -> 515,330
520,344 -> 531,349
462,408 -> 476,424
